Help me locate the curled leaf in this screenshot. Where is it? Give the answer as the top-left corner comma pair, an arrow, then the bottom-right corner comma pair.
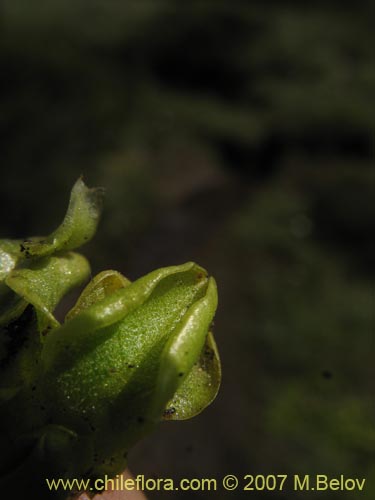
162,331 -> 221,420
17,178 -> 104,259
66,269 -> 131,321
16,262 -> 219,481
5,252 -> 91,332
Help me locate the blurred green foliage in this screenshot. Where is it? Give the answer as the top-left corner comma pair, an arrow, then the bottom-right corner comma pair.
0,1 -> 373,498
224,177 -> 374,494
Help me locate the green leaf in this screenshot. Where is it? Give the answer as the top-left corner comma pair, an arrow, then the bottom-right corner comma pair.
151,277 -> 218,418
66,269 -> 131,321
30,263 -> 218,479
5,252 -> 91,333
41,262 -> 205,371
162,331 -> 221,420
17,178 -> 104,259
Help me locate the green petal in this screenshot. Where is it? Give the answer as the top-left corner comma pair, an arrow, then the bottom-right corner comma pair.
151,277 -> 218,417
17,178 -> 104,259
41,261 -> 204,371
5,252 -> 90,333
66,269 -> 131,321
162,331 -> 221,420
37,263 -> 211,473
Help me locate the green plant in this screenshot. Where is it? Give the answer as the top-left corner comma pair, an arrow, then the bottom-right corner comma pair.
0,179 -> 220,499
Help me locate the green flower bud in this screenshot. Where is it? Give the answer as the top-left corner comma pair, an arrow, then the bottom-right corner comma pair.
0,180 -> 220,499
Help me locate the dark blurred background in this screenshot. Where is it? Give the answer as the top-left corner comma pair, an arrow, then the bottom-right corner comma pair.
1,1 -> 374,498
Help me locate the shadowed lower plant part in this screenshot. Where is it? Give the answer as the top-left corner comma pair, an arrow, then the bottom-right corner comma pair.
0,179 -> 221,499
